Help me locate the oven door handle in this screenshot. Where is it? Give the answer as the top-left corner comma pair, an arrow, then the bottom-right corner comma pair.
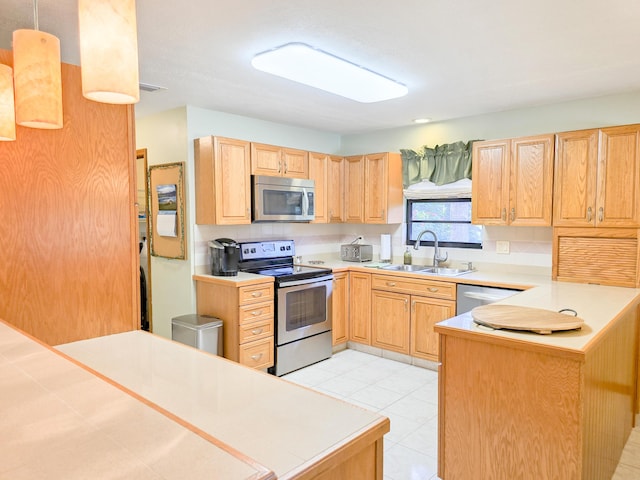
278,274 -> 334,288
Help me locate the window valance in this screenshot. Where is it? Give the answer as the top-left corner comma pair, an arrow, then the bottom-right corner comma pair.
401,140 -> 479,188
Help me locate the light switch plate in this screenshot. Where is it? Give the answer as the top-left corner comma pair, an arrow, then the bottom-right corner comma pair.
496,240 -> 510,254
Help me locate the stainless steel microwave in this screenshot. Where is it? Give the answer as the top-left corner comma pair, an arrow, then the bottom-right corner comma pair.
252,175 -> 315,222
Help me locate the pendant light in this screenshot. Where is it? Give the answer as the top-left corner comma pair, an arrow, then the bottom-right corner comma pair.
78,0 -> 140,104
13,0 -> 63,129
0,64 -> 16,141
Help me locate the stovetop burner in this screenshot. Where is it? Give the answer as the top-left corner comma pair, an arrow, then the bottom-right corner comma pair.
237,240 -> 332,284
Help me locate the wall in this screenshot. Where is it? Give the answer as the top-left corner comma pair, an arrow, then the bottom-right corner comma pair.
0,49 -> 138,345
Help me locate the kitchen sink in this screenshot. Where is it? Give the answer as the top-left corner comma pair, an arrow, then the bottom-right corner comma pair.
421,267 -> 474,277
380,264 -> 432,272
379,264 -> 474,276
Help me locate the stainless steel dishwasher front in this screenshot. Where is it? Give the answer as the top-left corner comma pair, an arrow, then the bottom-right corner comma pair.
456,284 -> 521,314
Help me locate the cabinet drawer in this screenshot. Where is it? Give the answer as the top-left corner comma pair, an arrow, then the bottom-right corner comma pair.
239,283 -> 274,305
239,318 -> 274,344
239,300 -> 274,324
239,337 -> 274,369
371,274 -> 455,300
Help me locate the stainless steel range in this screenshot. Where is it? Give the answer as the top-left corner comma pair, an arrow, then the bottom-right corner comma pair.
238,240 -> 333,376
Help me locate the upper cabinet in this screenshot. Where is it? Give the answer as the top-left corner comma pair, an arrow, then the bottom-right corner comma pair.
472,134 -> 554,226
344,152 -> 403,224
251,142 -> 309,178
195,136 -> 252,225
308,152 -> 345,224
554,125 -> 640,227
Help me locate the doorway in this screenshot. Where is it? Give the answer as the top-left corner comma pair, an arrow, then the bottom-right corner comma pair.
136,149 -> 152,331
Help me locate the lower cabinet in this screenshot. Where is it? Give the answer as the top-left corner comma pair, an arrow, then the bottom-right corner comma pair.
195,278 -> 275,370
349,271 -> 372,345
370,274 -> 456,361
332,272 -> 349,346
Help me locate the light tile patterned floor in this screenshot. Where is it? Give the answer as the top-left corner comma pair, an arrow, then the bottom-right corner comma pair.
283,348 -> 640,480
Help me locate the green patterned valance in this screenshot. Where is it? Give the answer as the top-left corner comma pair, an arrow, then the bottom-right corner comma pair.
401,140 -> 480,188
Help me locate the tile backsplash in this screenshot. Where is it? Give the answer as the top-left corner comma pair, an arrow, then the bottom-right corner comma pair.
193,223 -> 552,273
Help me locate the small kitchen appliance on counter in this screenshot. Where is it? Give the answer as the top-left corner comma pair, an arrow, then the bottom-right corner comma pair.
341,243 -> 373,262
209,238 -> 240,276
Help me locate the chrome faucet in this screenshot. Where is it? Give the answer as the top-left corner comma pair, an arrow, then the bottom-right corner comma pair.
414,229 -> 448,267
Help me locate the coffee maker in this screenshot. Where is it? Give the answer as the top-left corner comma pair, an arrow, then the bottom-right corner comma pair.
209,238 -> 240,276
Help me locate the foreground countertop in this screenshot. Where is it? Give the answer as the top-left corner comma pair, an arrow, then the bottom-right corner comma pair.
57,331 -> 389,479
0,320 -> 274,480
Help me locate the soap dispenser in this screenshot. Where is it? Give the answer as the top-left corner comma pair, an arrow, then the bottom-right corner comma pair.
403,247 -> 412,265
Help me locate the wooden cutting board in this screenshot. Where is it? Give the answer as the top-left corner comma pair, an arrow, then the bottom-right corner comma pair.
471,304 -> 584,334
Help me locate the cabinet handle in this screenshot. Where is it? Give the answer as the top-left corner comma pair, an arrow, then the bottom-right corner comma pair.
251,310 -> 262,316
428,287 -> 439,292
251,328 -> 264,335
382,208 -> 385,219
278,160 -> 282,174
510,208 -> 515,221
587,206 -> 592,222
386,282 -> 396,287
598,206 -> 604,222
251,292 -> 263,297
501,208 -> 506,221
284,160 -> 288,174
412,300 -> 416,311
405,298 -> 408,311
251,353 -> 263,361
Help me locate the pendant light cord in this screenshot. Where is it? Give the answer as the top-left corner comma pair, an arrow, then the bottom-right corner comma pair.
33,0 -> 39,31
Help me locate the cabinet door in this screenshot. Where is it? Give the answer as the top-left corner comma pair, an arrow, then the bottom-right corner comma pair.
344,155 -> 365,223
410,297 -> 455,361
364,153 -> 389,223
597,125 -> 640,227
509,134 -> 554,226
371,290 -> 410,354
349,272 -> 371,345
472,139 -> 510,225
282,147 -> 309,178
332,272 -> 349,346
327,155 -> 345,223
215,138 -> 252,224
251,142 -> 282,176
308,152 -> 328,223
553,129 -> 598,227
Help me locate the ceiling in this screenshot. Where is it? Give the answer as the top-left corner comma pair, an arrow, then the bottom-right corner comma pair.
2,0 -> 640,135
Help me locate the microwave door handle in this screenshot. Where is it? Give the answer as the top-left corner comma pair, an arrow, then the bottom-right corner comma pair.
302,188 -> 309,216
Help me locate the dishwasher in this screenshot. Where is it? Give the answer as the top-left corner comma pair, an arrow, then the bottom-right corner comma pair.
457,284 -> 522,314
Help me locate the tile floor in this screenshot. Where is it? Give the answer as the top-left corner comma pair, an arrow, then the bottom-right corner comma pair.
283,348 -> 640,480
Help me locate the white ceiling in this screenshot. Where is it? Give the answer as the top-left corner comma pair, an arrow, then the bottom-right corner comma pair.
2,0 -> 640,134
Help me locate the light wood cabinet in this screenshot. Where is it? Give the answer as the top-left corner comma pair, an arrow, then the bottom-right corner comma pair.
328,155 -> 345,223
196,278 -> 275,370
371,274 -> 455,359
349,271 -> 372,345
344,153 -> 403,224
332,272 -> 349,346
371,289 -> 410,354
194,136 -> 252,225
554,125 -> 640,227
472,134 -> 554,226
251,142 -> 309,178
308,152 -> 328,223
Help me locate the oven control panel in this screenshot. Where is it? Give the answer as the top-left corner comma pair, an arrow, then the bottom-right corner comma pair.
239,240 -> 295,260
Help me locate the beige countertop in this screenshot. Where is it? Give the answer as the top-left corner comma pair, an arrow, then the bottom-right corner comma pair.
436,281 -> 640,357
57,331 -> 389,479
0,320 -> 274,480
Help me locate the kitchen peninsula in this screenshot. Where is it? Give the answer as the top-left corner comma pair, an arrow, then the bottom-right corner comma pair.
435,282 -> 640,480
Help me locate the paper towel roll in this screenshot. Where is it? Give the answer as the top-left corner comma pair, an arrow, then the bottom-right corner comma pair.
380,234 -> 391,262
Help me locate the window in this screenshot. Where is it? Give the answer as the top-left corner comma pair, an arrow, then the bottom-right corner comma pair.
406,198 -> 482,249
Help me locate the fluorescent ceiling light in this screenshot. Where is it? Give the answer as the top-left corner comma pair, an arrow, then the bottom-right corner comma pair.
251,42 -> 408,103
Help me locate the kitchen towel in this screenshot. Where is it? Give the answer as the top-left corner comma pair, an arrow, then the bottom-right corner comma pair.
380,234 -> 391,262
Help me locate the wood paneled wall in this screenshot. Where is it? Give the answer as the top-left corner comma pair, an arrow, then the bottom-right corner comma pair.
0,49 -> 138,345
